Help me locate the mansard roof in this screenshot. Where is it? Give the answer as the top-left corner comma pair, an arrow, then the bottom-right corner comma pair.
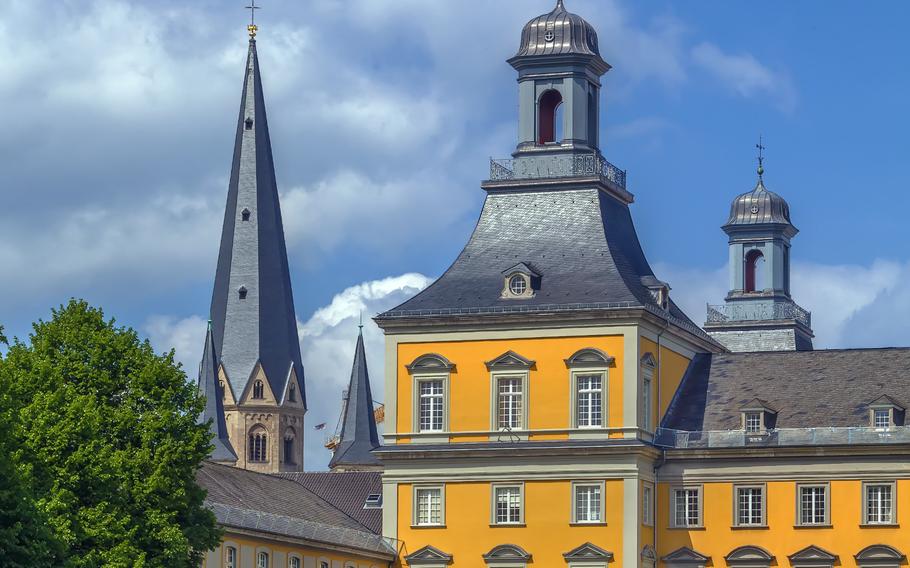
278,471 -> 382,534
663,348 -> 910,432
209,38 -> 304,406
329,330 -> 381,470
196,324 -> 236,463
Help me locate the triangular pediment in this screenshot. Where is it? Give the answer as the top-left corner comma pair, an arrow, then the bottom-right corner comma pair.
726,546 -> 774,565
640,352 -> 657,368
406,353 -> 455,374
789,546 -> 838,565
563,542 -> 613,561
280,364 -> 304,407
239,362 -> 277,404
662,547 -> 711,564
218,365 -> 236,406
483,544 -> 532,562
740,398 -> 778,413
868,395 -> 906,410
405,545 -> 453,565
485,350 -> 535,371
855,545 -> 905,564
565,347 -> 615,369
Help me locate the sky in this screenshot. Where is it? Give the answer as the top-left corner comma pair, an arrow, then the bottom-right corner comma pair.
3,0 -> 910,468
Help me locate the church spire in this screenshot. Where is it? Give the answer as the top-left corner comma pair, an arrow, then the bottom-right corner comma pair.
208,32 -> 306,408
329,329 -> 381,471
197,322 -> 237,463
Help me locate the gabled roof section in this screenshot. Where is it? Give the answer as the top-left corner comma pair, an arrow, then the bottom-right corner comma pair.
197,324 -> 236,463
329,330 -> 381,470
563,542 -> 614,561
868,395 -> 906,410
788,545 -> 838,565
485,350 -> 536,371
209,37 -> 305,408
405,545 -> 453,565
740,398 -> 778,413
483,544 -> 532,562
662,547 -> 710,564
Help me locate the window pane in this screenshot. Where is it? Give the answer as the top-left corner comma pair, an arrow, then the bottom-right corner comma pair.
745,412 -> 762,433
497,377 -> 523,429
495,487 -> 522,524
642,486 -> 653,525
674,489 -> 699,527
874,409 -> 890,428
577,374 -> 603,427
419,380 -> 444,432
800,486 -> 826,525
737,487 -> 763,525
574,485 -> 602,522
416,488 -> 442,525
866,484 -> 893,524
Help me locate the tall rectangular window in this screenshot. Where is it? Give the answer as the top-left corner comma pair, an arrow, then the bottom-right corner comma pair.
576,374 -> 603,428
673,487 -> 701,527
225,547 -> 237,568
493,485 -> 523,525
865,483 -> 894,525
418,380 -> 444,432
798,485 -> 828,525
736,486 -> 764,526
290,558 -> 301,568
642,484 -> 654,526
415,487 -> 443,526
642,377 -> 652,431
573,483 -> 603,523
496,377 -> 524,430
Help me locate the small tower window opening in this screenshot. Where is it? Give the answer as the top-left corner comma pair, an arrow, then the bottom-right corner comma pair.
252,379 -> 264,399
283,428 -> 296,464
288,383 -> 296,402
744,249 -> 766,293
241,208 -> 251,221
245,117 -> 254,130
238,286 -> 248,300
538,89 -> 564,144
248,427 -> 268,462
587,89 -> 598,148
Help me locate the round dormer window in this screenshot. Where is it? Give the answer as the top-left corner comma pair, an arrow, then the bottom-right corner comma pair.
509,274 -> 528,296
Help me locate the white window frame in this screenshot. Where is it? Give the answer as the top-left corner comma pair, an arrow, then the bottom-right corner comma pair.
796,483 -> 829,526
490,372 -> 529,431
733,484 -> 766,527
872,408 -> 893,430
412,484 -> 445,527
413,375 -> 448,433
863,481 -> 896,525
571,481 -> 605,524
744,411 -> 763,433
224,544 -> 238,568
670,485 -> 703,528
288,556 -> 302,568
642,482 -> 654,526
491,483 -> 525,525
256,550 -> 271,568
571,370 -> 607,429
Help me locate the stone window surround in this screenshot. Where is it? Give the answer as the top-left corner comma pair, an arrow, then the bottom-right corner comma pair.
412,484 -> 446,528
795,482 -> 830,527
733,483 -> 767,527
491,482 -> 525,526
670,485 -> 703,529
570,480 -> 606,525
862,481 -> 897,526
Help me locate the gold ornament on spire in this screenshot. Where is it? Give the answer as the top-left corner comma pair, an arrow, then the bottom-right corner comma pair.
246,1 -> 260,38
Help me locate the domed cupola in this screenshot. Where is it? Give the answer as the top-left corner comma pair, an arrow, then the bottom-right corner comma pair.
724,179 -> 795,231
512,0 -> 608,70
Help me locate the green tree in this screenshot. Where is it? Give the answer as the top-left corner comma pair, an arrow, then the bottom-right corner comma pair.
0,300 -> 221,567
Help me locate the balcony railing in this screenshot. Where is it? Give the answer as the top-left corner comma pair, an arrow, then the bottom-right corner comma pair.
706,301 -> 811,328
654,426 -> 910,449
489,153 -> 626,189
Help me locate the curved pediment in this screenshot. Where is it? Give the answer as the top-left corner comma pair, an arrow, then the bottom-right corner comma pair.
564,542 -> 613,561
855,545 -> 905,565
406,353 -> 455,374
483,544 -> 532,562
485,351 -> 535,371
565,348 -> 615,369
405,545 -> 453,565
726,546 -> 775,565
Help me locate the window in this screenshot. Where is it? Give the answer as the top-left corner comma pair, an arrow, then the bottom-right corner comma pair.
797,484 -> 828,526
364,493 -> 383,509
283,428 -> 295,465
321,563 -> 329,568
576,373 -> 604,428
735,485 -> 765,526
538,89 -> 563,144
744,412 -> 763,433
493,484 -> 523,525
508,274 -> 527,296
744,249 -> 765,292
252,380 -> 264,399
642,483 -> 654,526
289,558 -> 301,568
239,286 -> 248,300
245,117 -> 254,130
418,379 -> 445,432
248,427 -> 268,462
642,376 -> 652,431
257,551 -> 270,568
225,546 -> 237,568
573,482 -> 603,524
873,409 -> 891,429
672,487 -> 701,527
865,483 -> 894,525
496,376 -> 524,430
288,383 -> 296,402
241,208 -> 251,221
414,486 -> 443,526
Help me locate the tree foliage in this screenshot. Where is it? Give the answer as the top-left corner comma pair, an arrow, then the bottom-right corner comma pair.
0,300 -> 220,567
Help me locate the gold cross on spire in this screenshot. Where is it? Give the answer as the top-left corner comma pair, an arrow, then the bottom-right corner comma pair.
246,0 -> 260,38
756,135 -> 766,180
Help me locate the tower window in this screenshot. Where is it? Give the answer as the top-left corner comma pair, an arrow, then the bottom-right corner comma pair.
238,286 -> 248,300
538,89 -> 563,144
288,383 -> 296,402
245,117 -> 254,130
744,249 -> 765,292
241,208 -> 251,221
252,379 -> 264,399
283,428 -> 296,465
248,427 -> 268,462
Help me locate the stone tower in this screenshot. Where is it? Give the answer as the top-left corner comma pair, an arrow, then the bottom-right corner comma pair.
204,32 -> 306,473
704,161 -> 814,352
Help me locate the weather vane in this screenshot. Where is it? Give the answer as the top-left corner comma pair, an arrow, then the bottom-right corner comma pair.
756,135 -> 766,180
246,1 -> 260,38
358,311 -> 364,330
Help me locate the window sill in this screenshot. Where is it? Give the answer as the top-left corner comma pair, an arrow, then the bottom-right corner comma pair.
410,524 -> 446,529
793,524 -> 832,529
668,525 -> 704,530
570,522 -> 607,527
490,523 -> 526,528
860,523 -> 900,528
731,524 -> 769,530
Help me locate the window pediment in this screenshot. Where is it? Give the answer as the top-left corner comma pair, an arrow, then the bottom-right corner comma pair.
855,545 -> 905,566
404,545 -> 453,566
485,351 -> 535,371
726,546 -> 774,566
565,348 -> 615,369
406,353 -> 455,374
662,547 -> 710,565
868,395 -> 906,410
483,544 -> 532,564
788,546 -> 838,567
563,542 -> 613,561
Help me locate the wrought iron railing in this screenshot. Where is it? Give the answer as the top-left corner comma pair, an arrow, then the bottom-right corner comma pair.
706,301 -> 811,328
654,426 -> 910,449
489,153 -> 626,189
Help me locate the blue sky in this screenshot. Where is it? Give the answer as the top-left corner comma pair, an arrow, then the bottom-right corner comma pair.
3,0 -> 910,467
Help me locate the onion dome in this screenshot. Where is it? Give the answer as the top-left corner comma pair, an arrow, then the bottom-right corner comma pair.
513,0 -> 608,66
724,179 -> 794,228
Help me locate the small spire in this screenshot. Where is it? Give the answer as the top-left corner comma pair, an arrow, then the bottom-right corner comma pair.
756,135 -> 766,181
358,310 -> 364,331
246,1 -> 260,39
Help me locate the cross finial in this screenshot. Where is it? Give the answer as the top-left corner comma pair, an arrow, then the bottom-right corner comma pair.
756,135 -> 766,181
358,311 -> 364,331
245,1 -> 260,38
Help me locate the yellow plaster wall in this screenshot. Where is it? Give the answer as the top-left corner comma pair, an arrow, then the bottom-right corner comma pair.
203,531 -> 386,568
397,480 -> 624,566
397,335 -> 625,435
657,480 -> 909,565
640,338 -> 691,423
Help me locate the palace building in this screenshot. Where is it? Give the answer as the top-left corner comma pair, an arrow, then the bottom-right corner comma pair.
191,3 -> 910,568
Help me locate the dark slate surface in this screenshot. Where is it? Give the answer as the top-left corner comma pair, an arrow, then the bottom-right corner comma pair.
379,186 -> 708,341
209,38 -> 305,406
662,348 -> 910,431
197,325 -> 237,463
279,471 -> 382,534
329,331 -> 381,470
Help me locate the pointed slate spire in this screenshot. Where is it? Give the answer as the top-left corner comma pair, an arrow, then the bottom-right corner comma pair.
329,329 -> 381,470
209,36 -> 305,407
198,322 -> 237,463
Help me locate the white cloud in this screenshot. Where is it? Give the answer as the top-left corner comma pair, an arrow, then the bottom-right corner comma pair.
145,314 -> 209,375
691,42 -> 797,111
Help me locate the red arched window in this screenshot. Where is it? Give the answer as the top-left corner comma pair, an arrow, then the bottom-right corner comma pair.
538,90 -> 563,144
744,249 -> 765,292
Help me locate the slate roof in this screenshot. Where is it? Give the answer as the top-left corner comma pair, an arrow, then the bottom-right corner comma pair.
209,38 -> 305,406
196,324 -> 237,463
724,179 -> 794,230
198,463 -> 392,556
378,186 -> 714,345
662,348 -> 910,431
329,330 -> 381,470
279,471 -> 382,534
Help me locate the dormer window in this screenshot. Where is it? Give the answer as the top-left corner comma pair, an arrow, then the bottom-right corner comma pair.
509,274 -> 527,296
873,409 -> 891,429
740,399 -> 777,434
744,412 -> 762,433
641,276 -> 671,311
867,395 -> 904,430
501,263 -> 540,300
